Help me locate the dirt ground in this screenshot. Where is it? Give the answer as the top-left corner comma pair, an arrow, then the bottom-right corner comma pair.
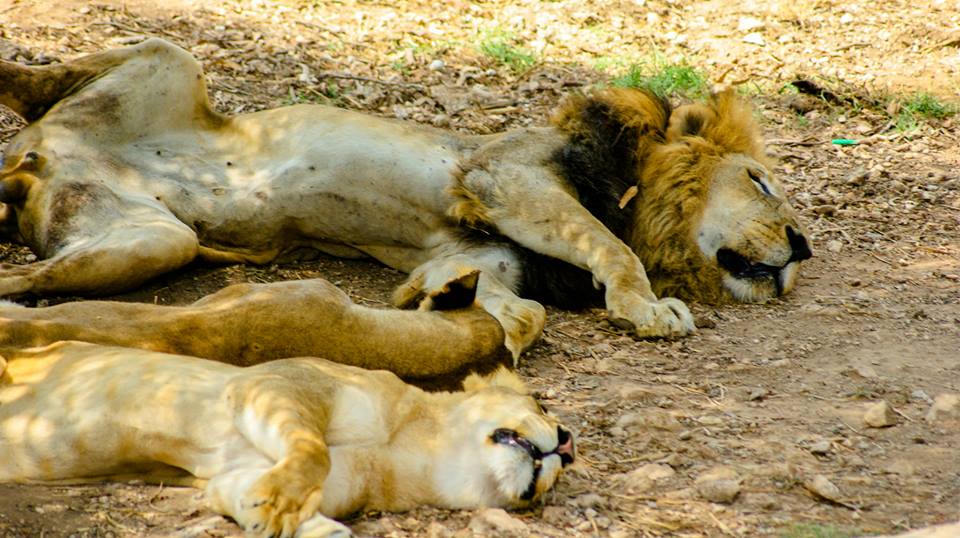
1,0 -> 959,537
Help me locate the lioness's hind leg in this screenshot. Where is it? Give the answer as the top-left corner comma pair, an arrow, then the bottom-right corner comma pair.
396,247 -> 545,360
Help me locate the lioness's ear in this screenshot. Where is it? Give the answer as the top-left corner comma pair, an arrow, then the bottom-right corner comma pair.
665,103 -> 713,142
424,270 -> 480,311
463,366 -> 527,394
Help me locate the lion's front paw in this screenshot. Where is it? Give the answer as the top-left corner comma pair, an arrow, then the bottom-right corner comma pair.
607,293 -> 695,338
237,477 -> 323,538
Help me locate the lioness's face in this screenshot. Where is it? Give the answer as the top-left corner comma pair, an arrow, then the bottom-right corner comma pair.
696,154 -> 812,302
455,388 -> 575,506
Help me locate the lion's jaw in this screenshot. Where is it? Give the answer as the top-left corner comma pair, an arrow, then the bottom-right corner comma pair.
432,389 -> 573,509
695,154 -> 812,302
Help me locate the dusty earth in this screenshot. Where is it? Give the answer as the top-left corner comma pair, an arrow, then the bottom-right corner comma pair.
1,0 -> 959,537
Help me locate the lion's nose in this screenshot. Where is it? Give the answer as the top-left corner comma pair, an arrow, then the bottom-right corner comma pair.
786,226 -> 812,262
556,426 -> 575,466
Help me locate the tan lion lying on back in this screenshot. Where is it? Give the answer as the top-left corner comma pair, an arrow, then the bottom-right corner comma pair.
0,342 -> 575,538
0,271 -> 508,390
0,39 -> 810,357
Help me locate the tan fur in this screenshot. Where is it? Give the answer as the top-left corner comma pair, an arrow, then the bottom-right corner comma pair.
0,273 -> 508,391
0,39 -> 808,357
0,343 -> 574,538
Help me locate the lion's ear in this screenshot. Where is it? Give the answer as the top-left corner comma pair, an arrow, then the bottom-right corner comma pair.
665,103 -> 713,142
463,366 -> 527,394
0,151 -> 44,204
426,270 -> 480,311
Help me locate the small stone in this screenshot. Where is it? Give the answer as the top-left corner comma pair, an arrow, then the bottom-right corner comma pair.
429,59 -> 445,71
695,467 -> 741,503
737,16 -> 765,32
809,440 -> 832,455
615,410 -> 683,432
571,493 -> 604,509
631,463 -> 676,482
826,239 -> 843,253
742,32 -> 765,46
748,387 -> 769,401
925,393 -> 959,423
540,506 -> 566,526
864,400 -> 898,428
468,508 -> 529,537
885,460 -> 916,476
427,521 -> 452,538
839,13 -> 854,24
912,389 -> 934,404
804,475 -> 843,503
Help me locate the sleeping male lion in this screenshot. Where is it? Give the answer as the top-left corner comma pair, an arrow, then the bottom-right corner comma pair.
0,39 -> 811,357
0,271 -> 509,390
0,343 -> 575,538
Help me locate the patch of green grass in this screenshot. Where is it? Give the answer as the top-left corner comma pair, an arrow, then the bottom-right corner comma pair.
282,83 -> 343,107
610,57 -> 708,99
478,29 -> 536,73
781,523 -> 857,538
892,92 -> 958,132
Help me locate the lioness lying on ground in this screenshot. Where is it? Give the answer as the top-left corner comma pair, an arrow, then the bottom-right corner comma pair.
0,342 -> 574,538
0,271 -> 508,390
0,39 -> 811,357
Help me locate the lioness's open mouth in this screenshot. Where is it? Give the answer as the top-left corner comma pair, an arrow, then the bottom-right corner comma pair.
492,426 -> 575,500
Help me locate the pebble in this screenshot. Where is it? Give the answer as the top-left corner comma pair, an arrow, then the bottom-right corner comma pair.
804,475 -> 843,504
467,508 -> 529,537
631,463 -> 676,481
809,440 -> 832,455
429,59 -> 445,71
864,400 -> 898,428
826,239 -> 843,253
912,389 -> 934,404
615,410 -> 683,432
925,393 -> 959,423
427,521 -> 453,538
540,506 -> 566,526
570,493 -> 604,509
695,467 -> 741,503
742,32 -> 765,46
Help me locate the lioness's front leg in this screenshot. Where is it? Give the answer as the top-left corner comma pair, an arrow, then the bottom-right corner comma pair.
455,164 -> 695,337
213,373 -> 341,538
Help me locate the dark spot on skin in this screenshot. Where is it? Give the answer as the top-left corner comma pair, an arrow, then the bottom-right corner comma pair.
156,150 -> 162,156
498,261 -> 508,273
309,166 -> 316,171
226,161 -> 233,167
255,191 -> 268,201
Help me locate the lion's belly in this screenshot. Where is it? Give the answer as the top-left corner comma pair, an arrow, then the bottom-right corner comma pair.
126,106 -> 466,261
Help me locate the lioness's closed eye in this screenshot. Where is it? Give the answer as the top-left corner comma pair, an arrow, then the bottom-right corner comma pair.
0,343 -> 575,537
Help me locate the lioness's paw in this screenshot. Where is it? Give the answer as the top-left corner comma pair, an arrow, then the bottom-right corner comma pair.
238,480 -> 321,538
294,514 -> 353,538
607,294 -> 695,338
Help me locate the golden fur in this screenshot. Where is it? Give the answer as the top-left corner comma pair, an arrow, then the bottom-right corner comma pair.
0,39 -> 809,357
0,272 -> 508,390
0,343 -> 574,538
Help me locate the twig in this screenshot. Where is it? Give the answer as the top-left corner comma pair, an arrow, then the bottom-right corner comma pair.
316,73 -> 424,90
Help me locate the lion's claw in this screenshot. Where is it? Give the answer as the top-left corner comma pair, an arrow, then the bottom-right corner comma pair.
607,293 -> 696,338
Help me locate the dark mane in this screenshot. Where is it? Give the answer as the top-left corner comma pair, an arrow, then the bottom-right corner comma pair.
517,89 -> 672,309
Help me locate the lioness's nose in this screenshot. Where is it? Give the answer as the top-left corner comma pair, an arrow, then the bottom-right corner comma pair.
786,226 -> 812,262
557,426 -> 575,466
